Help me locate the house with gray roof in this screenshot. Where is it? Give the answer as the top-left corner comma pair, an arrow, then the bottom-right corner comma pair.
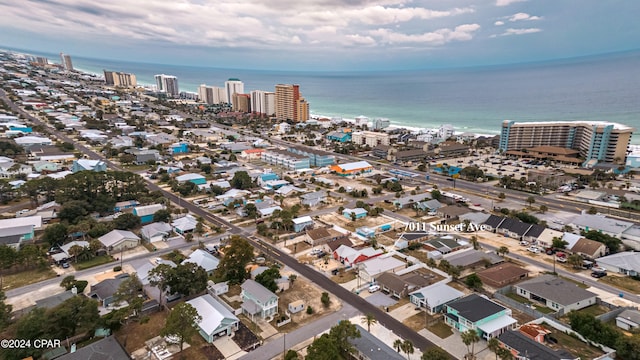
393,193 -> 432,209
483,215 -> 506,232
514,274 -> 597,314
187,294 -> 239,342
570,213 -> 633,238
621,224 -> 640,250
241,279 -> 278,320
616,309 -> 640,331
349,325 -> 404,360
56,336 -> 130,360
300,190 -> 327,207
596,251 -> 640,276
497,331 -> 578,360
410,282 -> 465,315
98,229 -> 140,253
183,249 -> 220,275
140,222 -> 172,243
444,249 -> 503,269
88,274 -> 131,307
497,218 -> 533,240
459,212 -> 491,225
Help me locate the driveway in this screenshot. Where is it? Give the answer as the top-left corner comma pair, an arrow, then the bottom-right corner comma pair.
365,292 -> 397,307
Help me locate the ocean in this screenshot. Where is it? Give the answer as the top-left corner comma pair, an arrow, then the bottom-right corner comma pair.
6,47 -> 640,142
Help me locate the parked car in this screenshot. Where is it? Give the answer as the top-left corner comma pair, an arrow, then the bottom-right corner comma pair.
527,246 -> 540,254
520,241 -> 529,246
61,262 -> 70,269
368,284 -> 381,293
591,270 -> 607,278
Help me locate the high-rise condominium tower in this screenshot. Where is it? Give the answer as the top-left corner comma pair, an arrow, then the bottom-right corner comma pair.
225,78 -> 244,105
275,84 -> 309,122
154,74 -> 179,97
59,52 -> 73,71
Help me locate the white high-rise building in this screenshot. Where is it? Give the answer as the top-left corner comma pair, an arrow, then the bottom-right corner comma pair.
154,74 -> 179,97
438,124 -> 454,139
198,84 -> 226,105
250,90 -> 276,116
225,78 -> 244,105
59,52 -> 73,71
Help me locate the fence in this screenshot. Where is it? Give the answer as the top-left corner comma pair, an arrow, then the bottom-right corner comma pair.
596,305 -> 638,323
493,292 -> 557,320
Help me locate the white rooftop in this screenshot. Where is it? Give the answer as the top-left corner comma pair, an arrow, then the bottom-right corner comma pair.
183,249 -> 220,273
507,120 -> 633,131
410,282 -> 464,308
187,294 -> 238,335
337,161 -> 372,171
597,252 -> 640,273
292,216 -> 313,225
477,315 -> 517,335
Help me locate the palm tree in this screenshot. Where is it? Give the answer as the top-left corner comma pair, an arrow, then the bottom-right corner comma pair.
400,340 -> 414,360
361,313 -> 377,332
487,337 -> 500,360
497,246 -> 509,257
461,329 -> 480,359
393,339 -> 403,353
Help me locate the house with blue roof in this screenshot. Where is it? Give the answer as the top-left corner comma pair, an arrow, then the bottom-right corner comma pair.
343,207 -> 368,220
170,142 -> 189,154
326,130 -> 351,142
258,172 -> 280,185
133,204 -> 165,224
72,159 -> 107,173
176,173 -> 206,185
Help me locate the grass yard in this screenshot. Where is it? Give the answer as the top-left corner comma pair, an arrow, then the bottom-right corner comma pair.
403,312 -> 431,332
387,297 -> 410,311
550,330 -> 604,359
577,304 -> 610,317
428,321 -> 453,339
74,255 -> 114,270
505,292 -> 529,304
331,270 -> 356,284
0,267 -> 57,290
600,275 -> 640,293
116,311 -> 168,353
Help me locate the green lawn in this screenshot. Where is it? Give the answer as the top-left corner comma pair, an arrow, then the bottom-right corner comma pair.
428,322 -> 453,339
505,292 -> 529,304
0,267 -> 57,291
550,330 -> 604,359
505,293 -> 555,313
73,255 -> 114,270
577,304 -> 610,317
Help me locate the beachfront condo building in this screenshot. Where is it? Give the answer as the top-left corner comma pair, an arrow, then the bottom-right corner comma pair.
232,93 -> 251,112
251,90 -> 276,116
499,120 -> 633,164
225,78 -> 244,106
103,70 -> 137,87
351,131 -> 390,147
275,84 -> 309,122
59,52 -> 73,71
198,84 -> 226,105
154,74 -> 179,97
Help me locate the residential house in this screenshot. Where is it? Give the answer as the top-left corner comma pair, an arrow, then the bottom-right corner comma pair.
358,255 -> 406,283
140,222 -> 172,243
216,189 -> 250,206
616,309 -> 640,331
88,274 -> 131,307
375,272 -> 423,299
349,325 -> 404,360
459,212 -> 491,226
241,279 -> 279,320
71,159 -> 107,173
187,294 -> 240,342
522,224 -> 547,243
240,148 -> 265,160
343,207 -> 367,220
569,238 -> 607,259
304,227 -> 349,246
170,142 -> 189,154
56,336 -> 130,360
410,282 -> 465,315
326,130 -> 351,142
51,240 -> 90,264
536,228 -> 564,248
132,204 -> 165,224
483,215 -> 506,232
207,280 -> 229,296
113,200 -> 139,212
423,236 -> 465,255
176,173 -> 207,185
596,251 -> 640,276
172,214 -> 198,234
0,158 -> 31,178
444,249 -> 503,270
477,263 -> 529,288
514,274 -> 598,313
518,324 -> 552,343
183,249 -> 220,276
570,213 -> 633,238
393,193 -> 432,209
292,216 -> 314,233
497,218 -> 533,240
444,294 -> 517,339
0,215 -> 42,249
333,245 -> 383,268
98,229 -> 140,253
33,160 -> 59,173
131,149 -> 160,165
300,191 -> 326,207
136,259 -> 177,286
497,331 -> 578,360
274,185 -> 303,196
322,236 -> 354,254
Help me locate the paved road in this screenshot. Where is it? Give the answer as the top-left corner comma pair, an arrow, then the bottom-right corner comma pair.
238,303 -> 360,360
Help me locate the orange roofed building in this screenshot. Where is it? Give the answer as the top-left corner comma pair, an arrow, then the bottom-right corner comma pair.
330,161 -> 373,176
240,148 -> 265,160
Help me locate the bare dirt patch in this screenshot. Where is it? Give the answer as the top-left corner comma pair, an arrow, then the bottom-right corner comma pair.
274,276 -> 341,331
116,311 -> 168,353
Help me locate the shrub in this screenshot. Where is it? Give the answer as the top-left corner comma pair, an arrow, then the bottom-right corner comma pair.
306,306 -> 314,314
113,265 -> 122,272
74,280 -> 89,293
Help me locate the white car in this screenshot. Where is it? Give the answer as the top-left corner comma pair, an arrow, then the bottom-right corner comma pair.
368,284 -> 381,293
527,246 -> 540,254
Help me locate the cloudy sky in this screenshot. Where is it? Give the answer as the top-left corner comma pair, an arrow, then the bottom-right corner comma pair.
0,0 -> 638,71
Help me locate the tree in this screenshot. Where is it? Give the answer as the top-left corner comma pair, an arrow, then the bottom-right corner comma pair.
401,339 -> 415,360
321,292 -> 331,307
46,296 -> 99,339
464,273 -> 483,290
568,253 -> 584,269
60,275 -> 77,290
153,209 -> 172,223
161,302 -> 202,352
214,236 -> 255,284
539,204 -> 548,214
42,223 -> 68,246
255,266 -> 281,293
231,171 -> 254,189
361,313 -> 377,332
583,229 -> 622,254
306,333 -> 341,360
497,246 -> 509,256
284,349 -> 299,360
149,263 -> 172,306
587,206 -> 598,214
496,347 -> 514,360
166,262 -> 208,297
498,192 -> 505,201
421,347 -> 450,360
461,329 -> 480,359
430,189 -> 443,201
615,334 -> 640,360
394,339 -> 403,353
551,237 -> 568,249
0,290 -> 12,330
487,337 -> 501,360
114,274 -> 144,319
244,203 -> 258,219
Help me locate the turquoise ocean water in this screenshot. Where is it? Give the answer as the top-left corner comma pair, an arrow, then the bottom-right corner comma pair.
6,47 -> 640,142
